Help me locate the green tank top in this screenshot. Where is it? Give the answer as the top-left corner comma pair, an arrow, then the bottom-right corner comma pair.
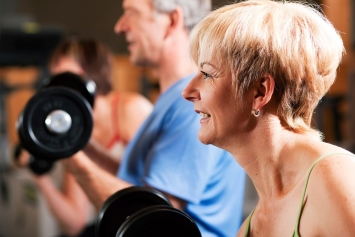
244,152 -> 354,237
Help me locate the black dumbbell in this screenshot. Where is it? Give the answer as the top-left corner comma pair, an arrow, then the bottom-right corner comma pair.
28,156 -> 54,175
13,143 -> 53,175
96,186 -> 202,237
16,72 -> 96,174
42,72 -> 96,108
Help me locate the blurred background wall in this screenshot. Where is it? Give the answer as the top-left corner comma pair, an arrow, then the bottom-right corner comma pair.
0,0 -> 352,237
0,0 -> 267,53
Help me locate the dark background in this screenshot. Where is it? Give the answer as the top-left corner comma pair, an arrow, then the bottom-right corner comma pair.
0,0 -> 236,53
0,0 -> 323,54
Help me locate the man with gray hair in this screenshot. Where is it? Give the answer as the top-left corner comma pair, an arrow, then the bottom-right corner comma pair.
63,0 -> 246,236
152,0 -> 211,31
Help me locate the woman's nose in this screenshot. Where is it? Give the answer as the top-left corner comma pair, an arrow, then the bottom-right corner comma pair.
182,76 -> 200,102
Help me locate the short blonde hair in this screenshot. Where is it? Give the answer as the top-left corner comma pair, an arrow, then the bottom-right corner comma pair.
189,0 -> 345,136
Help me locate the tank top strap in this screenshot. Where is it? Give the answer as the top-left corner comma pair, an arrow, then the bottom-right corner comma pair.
244,208 -> 255,237
111,93 -> 120,135
106,93 -> 123,149
293,152 -> 355,237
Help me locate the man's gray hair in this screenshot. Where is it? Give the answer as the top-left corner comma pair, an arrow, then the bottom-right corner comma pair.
153,0 -> 211,31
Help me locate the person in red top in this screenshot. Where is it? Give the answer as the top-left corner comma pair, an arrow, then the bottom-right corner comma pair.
19,37 -> 153,237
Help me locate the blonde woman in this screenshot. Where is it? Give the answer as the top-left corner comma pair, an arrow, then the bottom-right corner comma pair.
183,1 -> 355,236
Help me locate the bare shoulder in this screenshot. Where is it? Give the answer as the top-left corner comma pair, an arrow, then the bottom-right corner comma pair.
116,91 -> 153,110
309,147 -> 355,193
306,149 -> 355,235
310,148 -> 355,178
111,92 -> 153,141
236,219 -> 248,237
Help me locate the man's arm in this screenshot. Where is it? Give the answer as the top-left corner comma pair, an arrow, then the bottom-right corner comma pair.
83,138 -> 120,174
63,151 -> 187,212
61,151 -> 132,210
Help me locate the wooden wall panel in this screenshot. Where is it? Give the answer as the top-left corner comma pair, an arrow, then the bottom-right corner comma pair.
322,0 -> 352,145
6,89 -> 35,144
323,0 -> 351,95
111,55 -> 159,102
111,55 -> 143,93
1,67 -> 39,145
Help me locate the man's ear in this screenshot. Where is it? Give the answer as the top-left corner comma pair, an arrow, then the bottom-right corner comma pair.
252,74 -> 275,111
164,7 -> 185,38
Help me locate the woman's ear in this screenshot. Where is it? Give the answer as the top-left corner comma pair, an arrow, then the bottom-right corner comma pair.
252,74 -> 275,111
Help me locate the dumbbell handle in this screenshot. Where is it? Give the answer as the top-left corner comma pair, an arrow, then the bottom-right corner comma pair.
28,156 -> 53,175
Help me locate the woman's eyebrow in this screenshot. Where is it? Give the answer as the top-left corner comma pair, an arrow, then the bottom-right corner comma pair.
200,62 -> 217,69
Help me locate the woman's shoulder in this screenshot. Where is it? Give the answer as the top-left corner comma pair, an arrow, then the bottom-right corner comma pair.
309,149 -> 355,187
305,145 -> 355,235
236,218 -> 248,237
108,91 -> 152,109
307,142 -> 355,189
309,141 -> 355,167
106,91 -> 153,141
114,92 -> 151,105
302,139 -> 354,165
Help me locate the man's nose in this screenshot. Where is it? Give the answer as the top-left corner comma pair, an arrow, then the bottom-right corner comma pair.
114,15 -> 127,35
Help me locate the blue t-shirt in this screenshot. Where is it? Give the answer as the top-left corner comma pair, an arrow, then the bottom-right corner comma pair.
118,75 -> 246,237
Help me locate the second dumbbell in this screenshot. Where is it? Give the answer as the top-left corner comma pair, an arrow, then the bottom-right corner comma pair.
96,186 -> 202,237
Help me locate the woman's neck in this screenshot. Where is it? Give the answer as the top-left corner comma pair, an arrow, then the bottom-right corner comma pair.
229,117 -> 319,200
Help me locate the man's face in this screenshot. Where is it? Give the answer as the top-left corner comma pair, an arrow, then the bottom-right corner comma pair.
114,0 -> 169,67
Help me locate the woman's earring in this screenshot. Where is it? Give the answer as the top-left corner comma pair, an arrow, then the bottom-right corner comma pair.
251,109 -> 260,117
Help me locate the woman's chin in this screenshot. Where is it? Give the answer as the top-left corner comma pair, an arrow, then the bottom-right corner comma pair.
198,133 -> 213,145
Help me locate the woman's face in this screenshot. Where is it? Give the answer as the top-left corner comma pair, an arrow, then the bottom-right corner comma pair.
50,56 -> 85,76
182,61 -> 252,148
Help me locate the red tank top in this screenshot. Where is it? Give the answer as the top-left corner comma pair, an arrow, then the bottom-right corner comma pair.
106,93 -> 126,149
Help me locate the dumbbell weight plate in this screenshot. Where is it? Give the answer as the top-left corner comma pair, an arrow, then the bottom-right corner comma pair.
18,87 -> 93,161
117,206 -> 202,237
43,72 -> 96,108
96,187 -> 172,237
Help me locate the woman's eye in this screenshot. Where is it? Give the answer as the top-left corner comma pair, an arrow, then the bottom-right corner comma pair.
201,71 -> 212,79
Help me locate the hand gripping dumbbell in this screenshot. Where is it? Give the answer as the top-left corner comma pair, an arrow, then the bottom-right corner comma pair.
96,186 -> 202,237
16,72 -> 96,175
13,143 -> 54,175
